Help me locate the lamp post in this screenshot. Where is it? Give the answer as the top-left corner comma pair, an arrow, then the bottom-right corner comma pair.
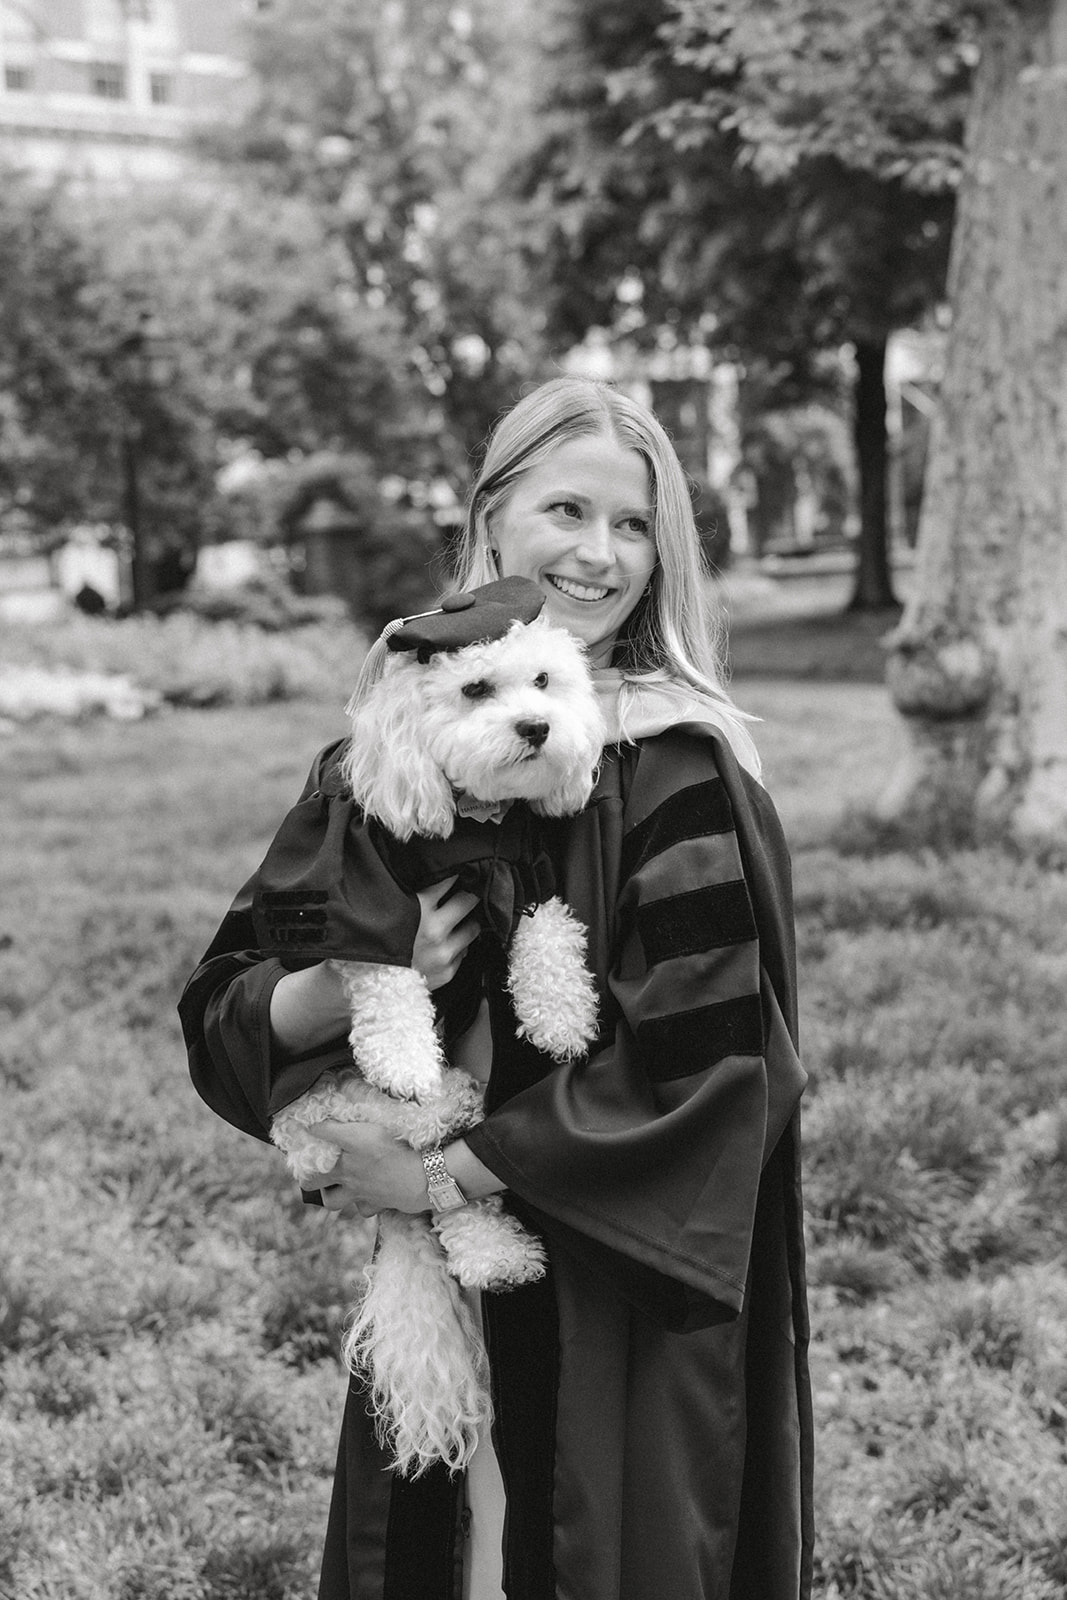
116,309 -> 176,611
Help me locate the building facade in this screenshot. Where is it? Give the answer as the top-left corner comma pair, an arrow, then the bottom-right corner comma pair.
0,0 -> 249,182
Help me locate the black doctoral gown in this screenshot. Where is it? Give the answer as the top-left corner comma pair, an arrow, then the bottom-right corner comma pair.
178,726 -> 814,1600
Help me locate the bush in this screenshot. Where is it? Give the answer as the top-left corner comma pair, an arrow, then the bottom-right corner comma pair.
0,663 -> 160,722
153,573 -> 350,632
1,610 -> 367,712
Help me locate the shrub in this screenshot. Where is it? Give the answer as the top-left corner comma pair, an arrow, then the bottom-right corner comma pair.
154,572 -> 349,632
1,611 -> 366,712
0,663 -> 160,722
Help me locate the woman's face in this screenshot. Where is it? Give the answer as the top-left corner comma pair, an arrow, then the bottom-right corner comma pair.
489,432 -> 656,666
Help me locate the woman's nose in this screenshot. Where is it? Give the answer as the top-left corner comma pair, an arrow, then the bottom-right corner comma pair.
573,515 -> 614,565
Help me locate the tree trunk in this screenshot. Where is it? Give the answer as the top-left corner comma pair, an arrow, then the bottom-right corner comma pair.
883,0 -> 1067,843
848,337 -> 898,611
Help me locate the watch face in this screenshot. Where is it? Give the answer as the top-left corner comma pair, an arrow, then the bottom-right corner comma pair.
429,1177 -> 466,1212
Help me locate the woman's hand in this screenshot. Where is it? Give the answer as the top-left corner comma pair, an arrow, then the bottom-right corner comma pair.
309,1123 -> 507,1215
310,1120 -> 428,1216
269,875 -> 478,1057
412,876 -> 480,991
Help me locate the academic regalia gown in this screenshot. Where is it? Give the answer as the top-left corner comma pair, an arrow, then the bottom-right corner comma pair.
178,725 -> 813,1600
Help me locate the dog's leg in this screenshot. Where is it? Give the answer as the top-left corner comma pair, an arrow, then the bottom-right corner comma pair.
344,1210 -> 492,1477
506,897 -> 599,1061
334,960 -> 445,1102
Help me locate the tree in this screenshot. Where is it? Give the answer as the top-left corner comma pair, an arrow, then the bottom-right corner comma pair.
0,172 -> 128,539
0,170 -> 216,602
0,166 -> 450,606
209,0 -> 550,486
527,0 -> 975,606
85,184 -> 434,473
884,0 -> 1067,841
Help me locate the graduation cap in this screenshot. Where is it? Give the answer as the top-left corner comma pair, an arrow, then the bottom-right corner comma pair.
383,576 -> 545,663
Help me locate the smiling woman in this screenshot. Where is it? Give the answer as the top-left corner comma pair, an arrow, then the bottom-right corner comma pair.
180,376 -> 812,1600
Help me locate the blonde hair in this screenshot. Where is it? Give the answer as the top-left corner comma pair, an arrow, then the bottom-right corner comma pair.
451,377 -> 760,774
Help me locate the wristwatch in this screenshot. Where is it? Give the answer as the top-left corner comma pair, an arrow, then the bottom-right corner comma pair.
421,1146 -> 467,1213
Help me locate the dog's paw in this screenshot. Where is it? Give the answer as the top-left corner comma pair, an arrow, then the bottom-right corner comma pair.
335,961 -> 446,1101
433,1196 -> 547,1291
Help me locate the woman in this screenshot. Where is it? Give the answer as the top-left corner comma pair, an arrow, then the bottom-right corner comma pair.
180,377 -> 813,1600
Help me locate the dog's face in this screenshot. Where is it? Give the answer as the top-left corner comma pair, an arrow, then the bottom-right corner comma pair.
345,618 -> 606,838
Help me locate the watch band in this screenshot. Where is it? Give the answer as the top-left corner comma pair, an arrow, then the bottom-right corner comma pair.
421,1146 -> 467,1213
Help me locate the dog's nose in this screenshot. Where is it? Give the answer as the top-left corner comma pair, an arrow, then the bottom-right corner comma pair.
516,718 -> 549,749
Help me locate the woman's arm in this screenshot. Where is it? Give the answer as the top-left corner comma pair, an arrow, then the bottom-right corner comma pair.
268,874 -> 481,1058
269,961 -> 350,1056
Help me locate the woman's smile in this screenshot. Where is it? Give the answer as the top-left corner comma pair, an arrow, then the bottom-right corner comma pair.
545,574 -> 613,603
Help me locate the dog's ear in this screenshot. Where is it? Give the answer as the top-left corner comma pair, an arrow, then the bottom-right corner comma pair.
342,662 -> 455,839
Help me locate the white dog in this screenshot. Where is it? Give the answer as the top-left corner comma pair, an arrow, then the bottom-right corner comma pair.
270,580 -> 605,1477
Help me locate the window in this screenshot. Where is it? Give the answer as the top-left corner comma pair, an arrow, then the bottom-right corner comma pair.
4,65 -> 32,91
90,62 -> 126,99
149,72 -> 172,105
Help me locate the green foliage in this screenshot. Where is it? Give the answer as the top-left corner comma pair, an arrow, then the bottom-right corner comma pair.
0,158 -> 475,594
86,183 -> 433,476
0,169 -> 221,576
0,172 -> 190,551
661,0 -> 983,188
213,0 -> 552,479
530,0 -> 969,355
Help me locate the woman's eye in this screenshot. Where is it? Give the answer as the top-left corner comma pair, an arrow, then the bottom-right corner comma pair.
625,516 -> 651,537
532,672 -> 549,689
550,500 -> 582,519
461,680 -> 494,701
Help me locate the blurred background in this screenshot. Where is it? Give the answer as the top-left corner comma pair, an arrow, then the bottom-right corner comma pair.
1,4 -> 1065,1598
0,0 -> 948,642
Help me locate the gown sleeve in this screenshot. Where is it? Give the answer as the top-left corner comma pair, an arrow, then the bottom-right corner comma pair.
464,727 -> 807,1331
177,740 -> 359,1143
178,740 -> 487,1142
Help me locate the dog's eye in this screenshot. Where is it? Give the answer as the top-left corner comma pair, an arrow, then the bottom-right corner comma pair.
532,672 -> 549,689
461,680 -> 494,701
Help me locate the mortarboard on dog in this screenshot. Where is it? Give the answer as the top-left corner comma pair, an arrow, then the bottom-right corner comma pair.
384,576 -> 545,663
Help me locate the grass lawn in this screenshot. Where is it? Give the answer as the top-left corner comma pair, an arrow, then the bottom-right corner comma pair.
2,656 -> 1066,1597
